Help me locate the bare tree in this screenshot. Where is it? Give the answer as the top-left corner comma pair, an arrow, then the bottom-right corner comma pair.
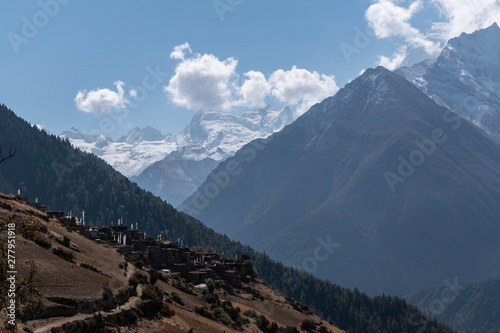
0,143 -> 16,164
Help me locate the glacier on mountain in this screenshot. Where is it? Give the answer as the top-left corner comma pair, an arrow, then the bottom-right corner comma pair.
61,105 -> 293,178
395,23 -> 500,138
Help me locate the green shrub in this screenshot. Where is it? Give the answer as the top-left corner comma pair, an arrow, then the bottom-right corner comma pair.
243,309 -> 257,318
300,319 -> 317,332
134,272 -> 148,284
212,307 -> 231,325
141,285 -> 161,301
80,262 -> 102,274
278,327 -> 299,333
170,292 -> 184,305
243,259 -> 256,277
267,322 -> 279,333
257,315 -> 270,330
205,278 -> 215,293
52,247 -> 74,262
62,236 -> 71,247
33,233 -> 51,249
129,272 -> 148,287
223,302 -> 239,321
203,292 -> 219,306
149,269 -> 161,285
195,306 -> 213,319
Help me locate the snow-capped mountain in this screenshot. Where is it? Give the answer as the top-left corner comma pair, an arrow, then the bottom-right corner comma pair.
60,127 -> 177,177
393,58 -> 435,83
131,105 -> 293,206
62,105 -> 293,204
118,126 -> 165,143
396,23 -> 500,138
175,105 -> 293,161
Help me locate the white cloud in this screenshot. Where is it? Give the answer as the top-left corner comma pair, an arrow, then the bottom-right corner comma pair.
378,46 -> 409,70
165,44 -> 339,115
366,0 -> 441,56
235,71 -> 271,108
74,81 -> 132,114
170,42 -> 192,60
431,0 -> 500,38
165,50 -> 238,111
366,0 -> 421,39
366,0 -> 500,68
269,66 -> 339,116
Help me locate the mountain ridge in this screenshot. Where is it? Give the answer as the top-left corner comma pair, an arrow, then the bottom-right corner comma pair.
406,277 -> 500,333
61,105 -> 293,178
181,66 -> 500,296
397,23 -> 500,139
0,102 -> 453,332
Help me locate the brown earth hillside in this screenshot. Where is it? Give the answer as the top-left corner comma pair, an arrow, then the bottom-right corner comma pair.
0,193 -> 344,333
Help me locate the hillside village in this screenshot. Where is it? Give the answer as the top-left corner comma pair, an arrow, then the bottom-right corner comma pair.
0,193 -> 343,333
38,200 -> 249,288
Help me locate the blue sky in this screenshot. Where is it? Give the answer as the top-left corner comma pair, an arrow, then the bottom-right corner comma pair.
1,0 -> 499,139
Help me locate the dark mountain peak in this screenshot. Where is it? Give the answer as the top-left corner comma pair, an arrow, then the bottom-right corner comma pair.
347,66 -> 414,95
357,65 -> 396,80
182,61 -> 500,296
337,66 -> 419,104
303,65 -> 432,127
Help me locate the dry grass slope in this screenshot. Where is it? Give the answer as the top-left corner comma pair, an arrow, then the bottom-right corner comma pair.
0,193 -> 344,333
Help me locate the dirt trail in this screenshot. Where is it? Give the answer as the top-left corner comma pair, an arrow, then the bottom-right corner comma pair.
28,283 -> 142,333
